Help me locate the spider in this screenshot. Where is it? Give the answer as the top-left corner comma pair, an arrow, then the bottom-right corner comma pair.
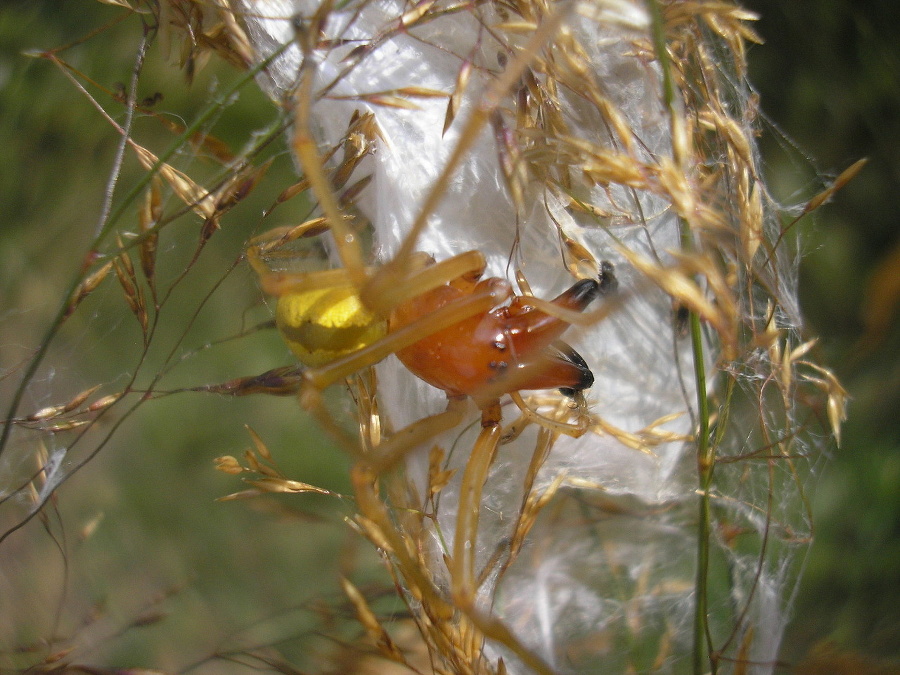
250,227 -> 619,620
249,226 -> 617,434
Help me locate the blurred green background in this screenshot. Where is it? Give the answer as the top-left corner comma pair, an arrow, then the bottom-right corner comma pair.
0,0 -> 897,672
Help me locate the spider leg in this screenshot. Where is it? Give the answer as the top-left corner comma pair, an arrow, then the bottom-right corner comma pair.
291,30 -> 367,287
365,397 -> 467,473
451,422 -> 501,602
509,390 -> 590,438
378,250 -> 486,316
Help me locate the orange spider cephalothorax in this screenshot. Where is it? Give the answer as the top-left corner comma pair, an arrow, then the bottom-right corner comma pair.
390,260 -> 617,405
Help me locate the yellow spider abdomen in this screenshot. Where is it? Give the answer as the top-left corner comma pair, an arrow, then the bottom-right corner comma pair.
275,286 -> 387,367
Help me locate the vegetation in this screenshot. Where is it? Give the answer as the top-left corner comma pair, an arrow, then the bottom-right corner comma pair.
0,0 -> 895,672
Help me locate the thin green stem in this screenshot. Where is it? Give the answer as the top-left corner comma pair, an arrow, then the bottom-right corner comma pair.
646,0 -> 715,672
690,304 -> 715,675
